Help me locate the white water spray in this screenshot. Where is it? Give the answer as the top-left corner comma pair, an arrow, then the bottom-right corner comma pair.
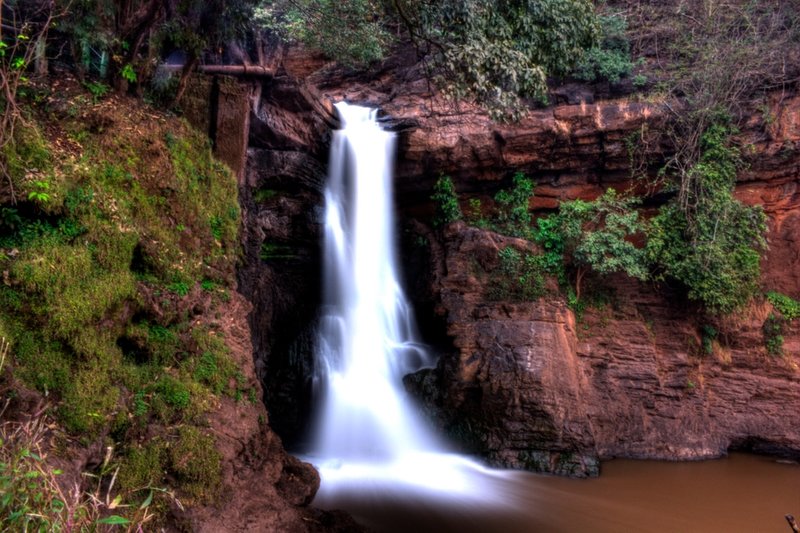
309,103 -> 509,502
314,102 -> 439,460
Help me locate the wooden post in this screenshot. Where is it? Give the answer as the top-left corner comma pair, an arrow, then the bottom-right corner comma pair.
787,514 -> 800,533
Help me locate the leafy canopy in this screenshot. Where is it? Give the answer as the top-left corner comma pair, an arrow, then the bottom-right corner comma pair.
646,122 -> 766,314
263,0 -> 599,118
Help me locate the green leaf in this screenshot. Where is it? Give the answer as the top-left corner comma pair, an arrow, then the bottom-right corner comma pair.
96,515 -> 131,525
139,490 -> 153,509
108,494 -> 123,509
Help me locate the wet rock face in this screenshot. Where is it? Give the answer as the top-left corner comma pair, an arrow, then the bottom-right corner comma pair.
238,75 -> 333,450
406,223 -> 599,476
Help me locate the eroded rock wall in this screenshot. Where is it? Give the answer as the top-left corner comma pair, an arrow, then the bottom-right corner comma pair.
411,220 -> 800,476
290,49 -> 800,474
235,43 -> 800,479
237,71 -> 335,449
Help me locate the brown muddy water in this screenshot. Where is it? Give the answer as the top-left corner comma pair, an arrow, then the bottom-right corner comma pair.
313,453 -> 800,533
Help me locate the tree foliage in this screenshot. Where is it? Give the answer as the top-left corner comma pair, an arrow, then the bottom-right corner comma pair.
431,174 -> 461,227
494,172 -> 534,237
414,0 -> 598,118
61,0 -> 258,94
646,123 -> 766,314
258,0 -> 391,66
263,0 -> 599,118
550,188 -> 647,300
572,13 -> 634,84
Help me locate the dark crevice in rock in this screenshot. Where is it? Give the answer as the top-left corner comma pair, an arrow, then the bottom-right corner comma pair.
237,76 -> 331,454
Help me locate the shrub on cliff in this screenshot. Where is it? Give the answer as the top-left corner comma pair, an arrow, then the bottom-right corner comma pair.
431,175 -> 462,227
543,188 -> 647,301
494,173 -> 534,238
646,123 -> 766,314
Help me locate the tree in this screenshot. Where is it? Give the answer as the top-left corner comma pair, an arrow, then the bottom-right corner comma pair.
257,0 -> 391,66
653,1 -> 799,217
412,0 -> 598,118
263,0 -> 599,118
62,0 -> 257,94
551,188 -> 647,300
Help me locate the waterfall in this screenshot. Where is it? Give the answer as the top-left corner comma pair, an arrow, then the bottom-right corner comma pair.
309,102 -> 507,502
313,102 -> 439,461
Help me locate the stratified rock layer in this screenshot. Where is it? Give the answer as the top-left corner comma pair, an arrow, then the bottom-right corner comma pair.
287,48 -> 800,475
234,43 -> 800,480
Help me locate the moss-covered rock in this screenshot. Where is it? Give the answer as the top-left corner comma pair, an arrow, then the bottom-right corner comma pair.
0,83 -> 246,517
169,425 -> 222,501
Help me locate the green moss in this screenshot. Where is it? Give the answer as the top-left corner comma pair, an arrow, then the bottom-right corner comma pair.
59,363 -> 120,435
167,280 -> 191,297
763,313 -> 786,356
169,426 -> 221,501
0,96 -> 241,522
187,328 -> 241,398
192,351 -> 236,396
164,129 -> 240,259
253,188 -> 279,203
193,352 -> 219,389
10,329 -> 70,393
154,375 -> 191,410
119,442 -> 167,492
0,317 -> 11,342
259,242 -> 296,261
1,121 -> 53,194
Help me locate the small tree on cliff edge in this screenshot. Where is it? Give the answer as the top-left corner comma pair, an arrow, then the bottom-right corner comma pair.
546,189 -> 647,301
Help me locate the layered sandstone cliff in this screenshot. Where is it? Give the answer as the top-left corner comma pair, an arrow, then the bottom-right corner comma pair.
238,45 -> 800,478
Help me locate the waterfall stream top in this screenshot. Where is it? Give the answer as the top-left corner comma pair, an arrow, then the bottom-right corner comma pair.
308,102 -> 513,506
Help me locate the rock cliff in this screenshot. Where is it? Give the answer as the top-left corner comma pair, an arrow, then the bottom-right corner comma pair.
233,43 -> 800,479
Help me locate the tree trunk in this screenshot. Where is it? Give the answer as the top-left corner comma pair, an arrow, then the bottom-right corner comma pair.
575,267 -> 586,302
171,52 -> 199,108
33,36 -> 47,77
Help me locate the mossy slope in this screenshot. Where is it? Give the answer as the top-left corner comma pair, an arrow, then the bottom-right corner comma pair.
0,79 -> 252,521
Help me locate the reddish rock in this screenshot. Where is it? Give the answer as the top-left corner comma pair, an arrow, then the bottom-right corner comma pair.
411,220 -> 800,475
244,44 -> 800,478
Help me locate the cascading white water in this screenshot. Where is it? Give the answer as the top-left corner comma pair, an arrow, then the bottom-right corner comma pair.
313,102 -> 439,461
309,103 -> 509,502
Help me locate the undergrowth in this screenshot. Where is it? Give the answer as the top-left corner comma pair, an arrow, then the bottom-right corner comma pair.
0,88 -> 248,517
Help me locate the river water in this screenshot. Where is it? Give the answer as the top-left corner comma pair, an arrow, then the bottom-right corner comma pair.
313,453 -> 800,532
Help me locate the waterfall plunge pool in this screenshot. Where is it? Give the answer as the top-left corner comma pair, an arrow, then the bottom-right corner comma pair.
312,453 -> 799,532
